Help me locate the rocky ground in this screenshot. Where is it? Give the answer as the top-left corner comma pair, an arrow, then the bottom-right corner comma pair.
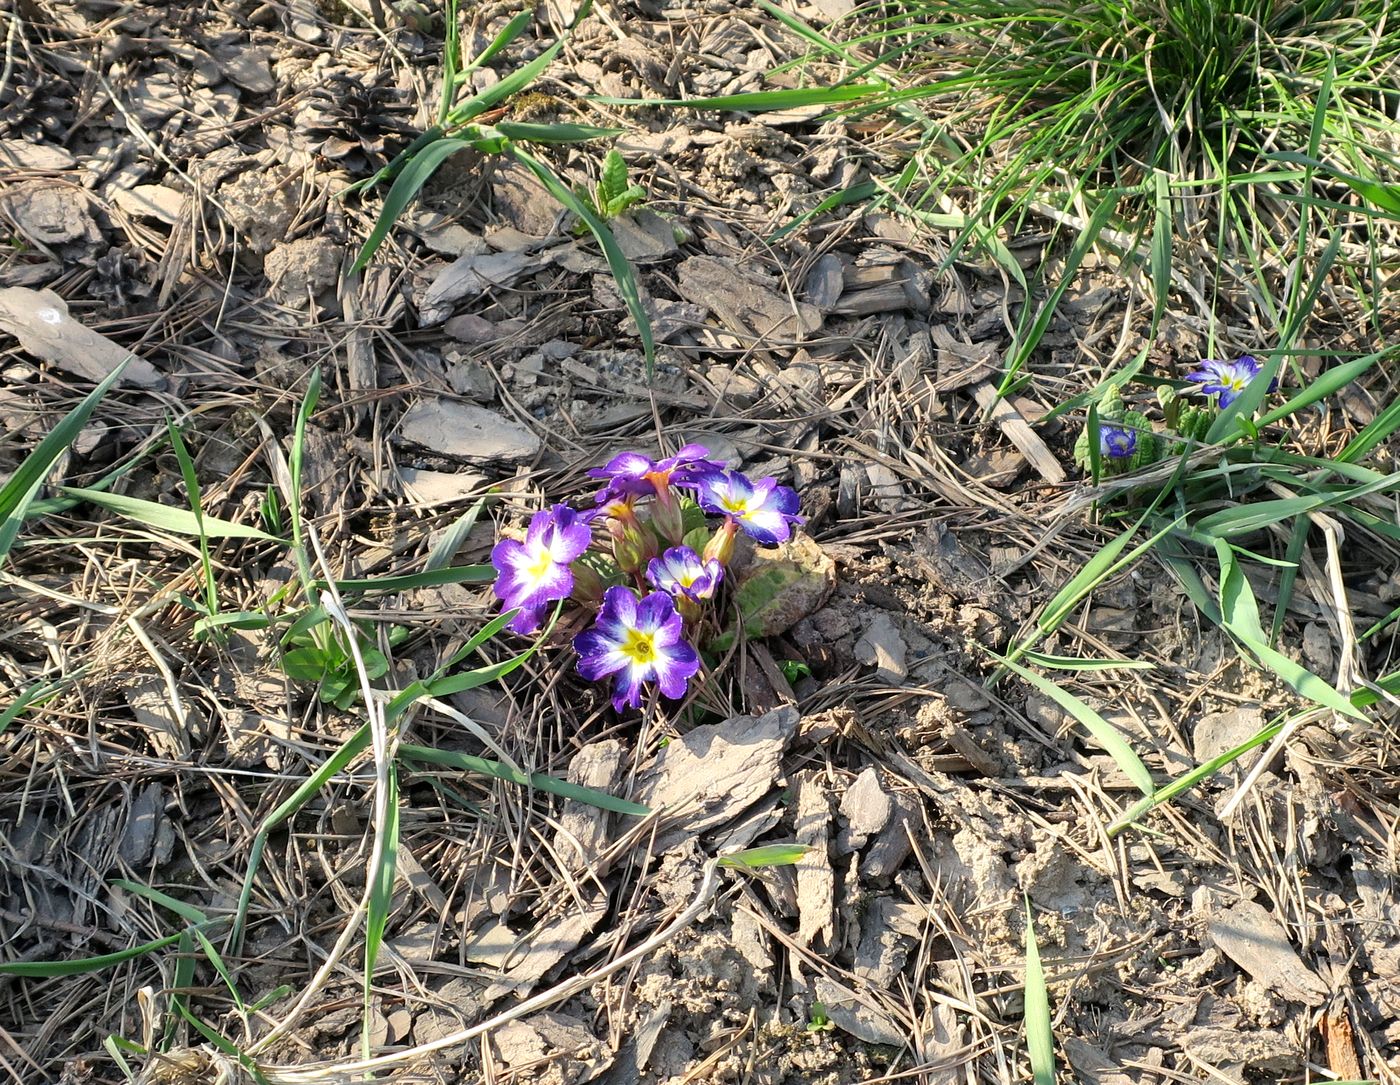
1,1 -> 1398,1083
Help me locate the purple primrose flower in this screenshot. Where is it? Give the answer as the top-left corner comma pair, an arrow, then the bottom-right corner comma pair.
647,546 -> 723,602
491,505 -> 592,634
588,444 -> 724,502
1186,355 -> 1268,409
695,470 -> 803,545
574,587 -> 701,710
1099,424 -> 1137,459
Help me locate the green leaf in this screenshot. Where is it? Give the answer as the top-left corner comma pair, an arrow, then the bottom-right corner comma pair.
445,0 -> 594,127
59,486 -> 283,541
1213,541 -> 1366,721
322,565 -> 494,594
362,764 -> 400,1054
491,120 -> 621,144
1024,899 -> 1056,1085
599,148 -> 629,205
1109,715 -> 1284,835
0,928 -> 195,977
718,844 -> 809,869
999,190 -> 1120,394
590,82 -> 887,111
281,646 -> 333,683
399,744 -> 650,815
990,653 -> 1155,797
505,143 -> 654,367
0,357 -> 129,562
351,136 -> 480,272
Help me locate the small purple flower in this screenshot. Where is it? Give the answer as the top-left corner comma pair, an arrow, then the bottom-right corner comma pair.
695,471 -> 803,546
574,587 -> 701,710
588,444 -> 725,502
1186,355 -> 1267,409
1099,424 -> 1137,459
647,546 -> 723,602
491,505 -> 592,634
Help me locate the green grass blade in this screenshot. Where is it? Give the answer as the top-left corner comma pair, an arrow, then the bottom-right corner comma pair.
1193,471 -> 1400,537
769,178 -> 881,243
1339,386 -> 1400,464
398,744 -> 649,815
425,498 -> 487,572
590,83 -> 887,111
491,121 -> 620,143
1085,401 -> 1102,484
0,928 -> 198,977
505,143 -> 654,366
1257,351 -> 1384,427
998,190 -> 1120,395
321,565 -> 494,594
447,0 -> 593,126
351,136 -> 479,272
191,926 -> 247,1016
163,929 -> 197,1050
991,653 -> 1154,796
1269,516 -> 1311,645
1024,899 -> 1056,1085
59,486 -> 282,541
168,421 -> 219,619
1213,541 -> 1366,720
0,356 -> 129,561
0,672 -> 77,735
1019,651 -> 1154,671
1267,153 -> 1400,216
718,844 -> 808,869
1149,171 -> 1172,336
437,0 -> 460,126
110,880 -> 209,925
1108,716 -> 1285,835
229,725 -> 371,951
1002,509 -> 1182,671
454,8 -> 533,84
362,764 -> 400,1055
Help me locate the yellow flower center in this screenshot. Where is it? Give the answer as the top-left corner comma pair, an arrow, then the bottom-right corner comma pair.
620,627 -> 657,664
720,495 -> 748,515
526,550 -> 555,581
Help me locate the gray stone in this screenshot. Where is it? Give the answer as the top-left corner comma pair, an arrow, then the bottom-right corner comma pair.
397,399 -> 540,463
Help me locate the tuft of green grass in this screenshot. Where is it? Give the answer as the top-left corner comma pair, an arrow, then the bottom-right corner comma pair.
732,0 -> 1400,389
348,0 -> 656,366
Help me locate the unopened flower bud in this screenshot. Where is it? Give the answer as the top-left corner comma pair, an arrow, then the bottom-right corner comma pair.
702,518 -> 739,567
649,485 -> 685,546
569,559 -> 604,606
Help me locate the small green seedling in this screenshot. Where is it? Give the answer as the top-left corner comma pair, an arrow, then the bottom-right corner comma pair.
574,150 -> 647,229
779,658 -> 812,684
806,1001 -> 834,1033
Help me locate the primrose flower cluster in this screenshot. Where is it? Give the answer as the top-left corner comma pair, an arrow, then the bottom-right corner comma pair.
1075,354 -> 1274,475
490,445 -> 803,711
